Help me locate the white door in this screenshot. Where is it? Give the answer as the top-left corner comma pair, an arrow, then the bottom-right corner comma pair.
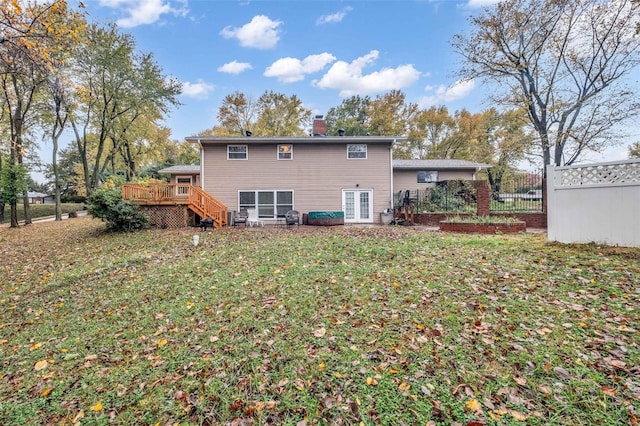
342,190 -> 373,223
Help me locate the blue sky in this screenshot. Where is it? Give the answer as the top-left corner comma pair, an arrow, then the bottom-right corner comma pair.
66,0 -> 637,164
83,0 -> 493,136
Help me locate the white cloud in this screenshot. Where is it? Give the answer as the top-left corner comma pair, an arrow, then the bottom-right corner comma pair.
419,79 -> 475,107
316,6 -> 353,25
181,79 -> 215,99
313,50 -> 421,97
98,0 -> 188,28
218,61 -> 253,75
220,15 -> 282,50
464,0 -> 501,8
264,53 -> 336,83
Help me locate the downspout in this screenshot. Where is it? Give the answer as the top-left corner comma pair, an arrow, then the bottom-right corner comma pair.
390,140 -> 395,210
473,166 -> 480,180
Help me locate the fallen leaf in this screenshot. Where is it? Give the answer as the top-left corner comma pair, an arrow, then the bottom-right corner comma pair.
366,377 -> 378,386
313,326 -> 326,338
29,342 -> 42,351
156,339 -> 168,347
398,382 -> 411,391
466,398 -> 481,413
34,360 -> 48,371
90,401 -> 103,412
553,366 -> 571,379
72,410 -> 85,423
510,409 -> 528,421
602,386 -> 616,397
40,388 -> 53,397
514,376 -> 527,386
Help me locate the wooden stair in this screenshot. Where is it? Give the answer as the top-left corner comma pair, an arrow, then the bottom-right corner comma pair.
122,183 -> 228,228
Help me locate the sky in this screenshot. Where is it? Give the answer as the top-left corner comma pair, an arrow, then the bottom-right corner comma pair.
42,0 -> 638,172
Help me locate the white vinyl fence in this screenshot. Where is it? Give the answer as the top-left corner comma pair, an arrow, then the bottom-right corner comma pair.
547,160 -> 640,247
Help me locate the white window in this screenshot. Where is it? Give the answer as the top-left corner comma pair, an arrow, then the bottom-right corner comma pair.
239,190 -> 293,219
176,176 -> 191,195
347,144 -> 367,159
417,171 -> 438,183
228,145 -> 248,160
278,144 -> 293,160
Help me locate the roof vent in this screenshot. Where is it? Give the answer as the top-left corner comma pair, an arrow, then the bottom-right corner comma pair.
338,129 -> 345,136
245,130 -> 252,137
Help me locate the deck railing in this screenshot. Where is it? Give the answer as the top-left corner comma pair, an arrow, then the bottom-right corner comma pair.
122,183 -> 228,227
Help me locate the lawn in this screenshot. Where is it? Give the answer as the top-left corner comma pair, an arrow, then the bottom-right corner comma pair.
0,218 -> 638,425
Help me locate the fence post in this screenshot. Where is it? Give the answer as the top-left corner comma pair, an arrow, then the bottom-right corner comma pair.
473,181 -> 491,216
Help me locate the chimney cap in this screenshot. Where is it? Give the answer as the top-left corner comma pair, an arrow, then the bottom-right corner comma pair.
245,130 -> 252,137
338,129 -> 345,136
314,114 -> 324,119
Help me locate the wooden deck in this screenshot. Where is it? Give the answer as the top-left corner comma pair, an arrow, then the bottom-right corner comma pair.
122,183 -> 228,228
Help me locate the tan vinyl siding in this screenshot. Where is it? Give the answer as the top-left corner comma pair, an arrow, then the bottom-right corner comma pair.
393,169 -> 477,193
202,142 -> 393,222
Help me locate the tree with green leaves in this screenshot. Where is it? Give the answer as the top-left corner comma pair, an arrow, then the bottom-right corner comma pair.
453,0 -> 640,169
472,108 -> 532,195
67,23 -> 181,195
1,0 -> 84,226
367,90 -> 418,137
215,91 -> 258,136
325,95 -> 371,136
254,91 -> 311,136
409,106 -> 456,159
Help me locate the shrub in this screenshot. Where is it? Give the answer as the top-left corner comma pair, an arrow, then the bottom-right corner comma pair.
61,195 -> 87,204
87,185 -> 148,232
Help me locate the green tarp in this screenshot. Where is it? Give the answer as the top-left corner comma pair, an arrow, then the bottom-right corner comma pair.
308,211 -> 344,219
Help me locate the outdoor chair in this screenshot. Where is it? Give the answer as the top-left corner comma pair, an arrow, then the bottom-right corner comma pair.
234,209 -> 248,226
285,210 -> 300,227
247,208 -> 264,227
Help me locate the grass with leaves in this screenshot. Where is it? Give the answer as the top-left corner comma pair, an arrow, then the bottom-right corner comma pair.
0,218 -> 638,425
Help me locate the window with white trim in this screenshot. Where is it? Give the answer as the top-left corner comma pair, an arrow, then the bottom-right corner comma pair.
239,190 -> 293,219
347,144 -> 367,159
417,171 -> 438,183
176,176 -> 191,195
228,144 -> 248,160
278,144 -> 293,160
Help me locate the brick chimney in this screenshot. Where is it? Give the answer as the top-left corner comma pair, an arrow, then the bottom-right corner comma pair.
312,115 -> 327,136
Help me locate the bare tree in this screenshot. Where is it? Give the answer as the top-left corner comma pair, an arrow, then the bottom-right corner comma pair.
452,0 -> 640,167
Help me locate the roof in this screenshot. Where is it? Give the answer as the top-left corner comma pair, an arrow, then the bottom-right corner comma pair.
28,191 -> 50,198
186,136 -> 404,145
392,159 -> 491,170
158,165 -> 201,174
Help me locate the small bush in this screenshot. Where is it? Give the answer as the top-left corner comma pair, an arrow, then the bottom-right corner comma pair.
61,195 -> 87,203
87,185 -> 148,232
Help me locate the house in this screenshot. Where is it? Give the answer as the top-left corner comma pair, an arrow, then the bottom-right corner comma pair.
184,133 -> 399,224
27,191 -> 54,204
123,117 -> 490,227
158,165 -> 201,190
392,159 -> 490,193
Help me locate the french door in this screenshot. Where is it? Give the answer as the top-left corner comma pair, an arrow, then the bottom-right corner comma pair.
342,189 -> 373,223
